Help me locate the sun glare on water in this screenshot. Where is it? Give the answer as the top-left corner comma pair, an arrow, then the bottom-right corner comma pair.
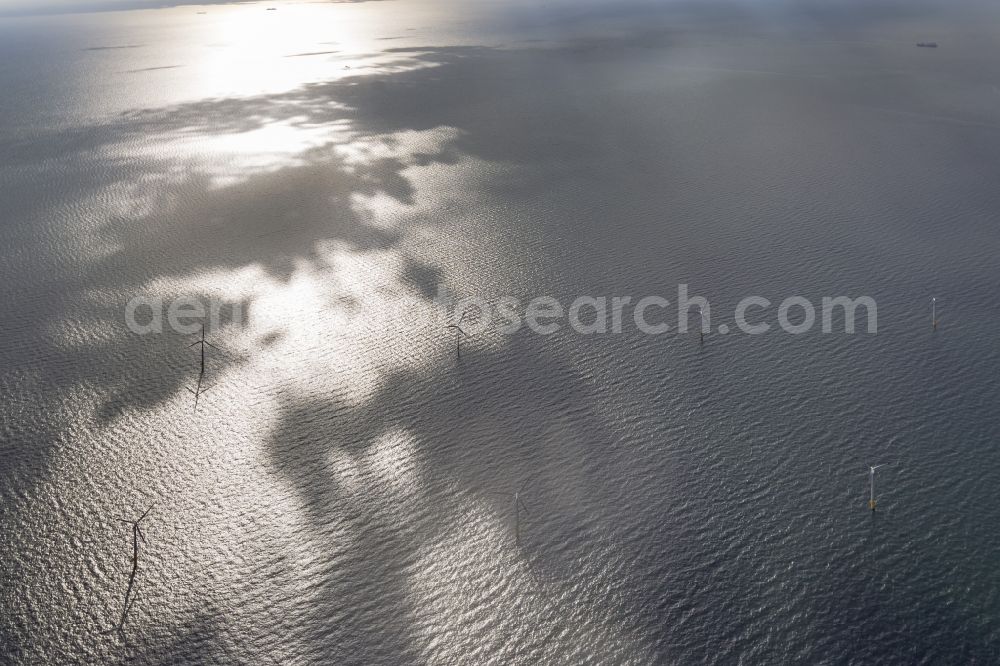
190,2 -> 381,97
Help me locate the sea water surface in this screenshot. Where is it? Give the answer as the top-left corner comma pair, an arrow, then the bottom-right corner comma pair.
1,0 -> 1000,663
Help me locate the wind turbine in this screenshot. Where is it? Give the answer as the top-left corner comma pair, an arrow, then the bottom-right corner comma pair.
116,504 -> 154,633
931,297 -> 938,330
187,325 -> 223,411
445,311 -> 471,361
867,464 -> 887,511
491,477 -> 533,545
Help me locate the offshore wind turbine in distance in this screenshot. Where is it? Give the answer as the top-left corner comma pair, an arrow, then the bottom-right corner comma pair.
116,504 -> 153,633
445,311 -> 471,361
187,324 -> 223,411
491,477 -> 533,545
867,464 -> 887,511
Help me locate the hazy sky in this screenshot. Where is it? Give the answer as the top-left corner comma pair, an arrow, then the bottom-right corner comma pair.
0,0 -> 250,17
0,0 -> 964,20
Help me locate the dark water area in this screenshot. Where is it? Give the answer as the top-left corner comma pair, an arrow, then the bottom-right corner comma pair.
1,0 -> 999,663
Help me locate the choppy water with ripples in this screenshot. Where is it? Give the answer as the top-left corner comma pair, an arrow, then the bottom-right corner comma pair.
2,0 -> 1000,663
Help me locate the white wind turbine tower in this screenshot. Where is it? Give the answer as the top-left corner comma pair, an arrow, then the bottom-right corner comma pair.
868,464 -> 887,511
491,477 -> 534,545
